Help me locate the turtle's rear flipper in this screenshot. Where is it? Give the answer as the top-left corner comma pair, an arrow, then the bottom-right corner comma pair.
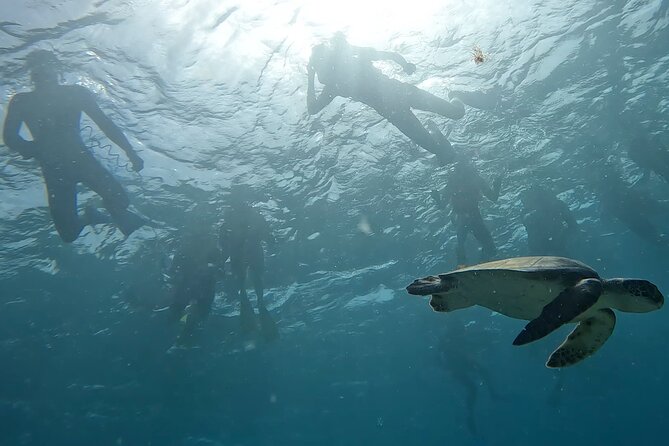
546,308 -> 616,368
514,278 -> 602,345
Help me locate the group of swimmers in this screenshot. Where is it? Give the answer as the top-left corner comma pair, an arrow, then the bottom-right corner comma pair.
3,33 -> 669,343
1,49 -> 278,346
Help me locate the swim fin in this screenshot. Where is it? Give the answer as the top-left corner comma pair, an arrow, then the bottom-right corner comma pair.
259,307 -> 279,341
239,297 -> 257,333
448,88 -> 500,111
84,205 -> 112,226
115,210 -> 147,237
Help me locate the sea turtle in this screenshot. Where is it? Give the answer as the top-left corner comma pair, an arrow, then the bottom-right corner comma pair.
406,256 -> 664,367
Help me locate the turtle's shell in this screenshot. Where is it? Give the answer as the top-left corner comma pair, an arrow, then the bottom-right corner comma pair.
447,256 -> 598,280
422,256 -> 602,321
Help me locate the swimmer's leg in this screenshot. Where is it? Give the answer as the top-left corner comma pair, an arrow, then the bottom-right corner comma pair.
44,173 -> 84,243
247,243 -> 266,307
179,277 -> 216,344
455,217 -> 469,266
470,211 -> 496,261
385,110 -> 455,164
232,258 -> 257,333
248,246 -> 279,341
81,158 -> 145,237
407,86 -> 465,119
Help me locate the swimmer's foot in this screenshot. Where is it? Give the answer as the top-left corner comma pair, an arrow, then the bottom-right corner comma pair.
447,97 -> 466,119
259,307 -> 279,342
240,297 -> 257,333
115,210 -> 147,237
449,89 -> 499,111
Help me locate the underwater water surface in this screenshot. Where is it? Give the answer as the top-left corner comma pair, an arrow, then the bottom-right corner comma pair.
1,0 -> 668,445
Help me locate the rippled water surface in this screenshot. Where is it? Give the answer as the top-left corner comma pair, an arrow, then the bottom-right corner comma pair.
1,1 -> 668,445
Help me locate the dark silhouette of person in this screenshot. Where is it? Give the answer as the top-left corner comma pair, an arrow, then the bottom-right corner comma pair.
437,316 -> 504,435
165,222 -> 224,348
220,192 -> 278,340
596,166 -> 668,248
2,50 -> 145,242
520,186 -> 578,256
627,135 -> 669,184
432,158 -> 502,265
307,32 -> 466,164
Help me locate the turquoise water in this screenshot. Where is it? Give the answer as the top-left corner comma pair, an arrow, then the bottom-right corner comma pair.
1,1 -> 668,445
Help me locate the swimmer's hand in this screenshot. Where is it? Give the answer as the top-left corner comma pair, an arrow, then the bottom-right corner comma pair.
403,62 -> 416,75
129,153 -> 144,172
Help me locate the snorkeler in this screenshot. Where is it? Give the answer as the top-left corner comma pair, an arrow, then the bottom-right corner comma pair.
437,315 -> 504,435
307,32 -> 466,164
2,50 -> 145,242
520,186 -> 578,256
220,191 -> 279,341
432,157 -> 502,266
165,222 -> 224,347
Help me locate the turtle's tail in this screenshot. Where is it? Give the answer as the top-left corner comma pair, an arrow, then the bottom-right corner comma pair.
406,275 -> 453,296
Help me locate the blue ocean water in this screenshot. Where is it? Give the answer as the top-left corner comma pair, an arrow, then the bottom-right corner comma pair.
1,0 -> 668,445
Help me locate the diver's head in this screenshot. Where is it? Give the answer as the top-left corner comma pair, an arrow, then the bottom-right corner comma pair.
25,50 -> 60,88
309,43 -> 329,70
331,31 -> 348,47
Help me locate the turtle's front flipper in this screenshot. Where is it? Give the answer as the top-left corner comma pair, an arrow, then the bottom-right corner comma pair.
513,278 -> 602,345
546,308 -> 616,368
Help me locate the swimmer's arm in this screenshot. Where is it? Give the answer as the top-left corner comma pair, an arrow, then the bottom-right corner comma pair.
307,65 -> 335,114
2,95 -> 38,159
219,222 -> 232,255
79,88 -> 144,171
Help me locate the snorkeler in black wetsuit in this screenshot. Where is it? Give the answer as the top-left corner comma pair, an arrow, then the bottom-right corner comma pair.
438,316 -> 504,435
166,224 -> 224,347
307,33 -> 465,164
2,50 -> 145,242
521,186 -> 578,256
432,158 -> 502,266
220,193 -> 279,340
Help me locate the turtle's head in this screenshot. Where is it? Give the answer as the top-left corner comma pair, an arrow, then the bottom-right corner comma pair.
602,279 -> 664,313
